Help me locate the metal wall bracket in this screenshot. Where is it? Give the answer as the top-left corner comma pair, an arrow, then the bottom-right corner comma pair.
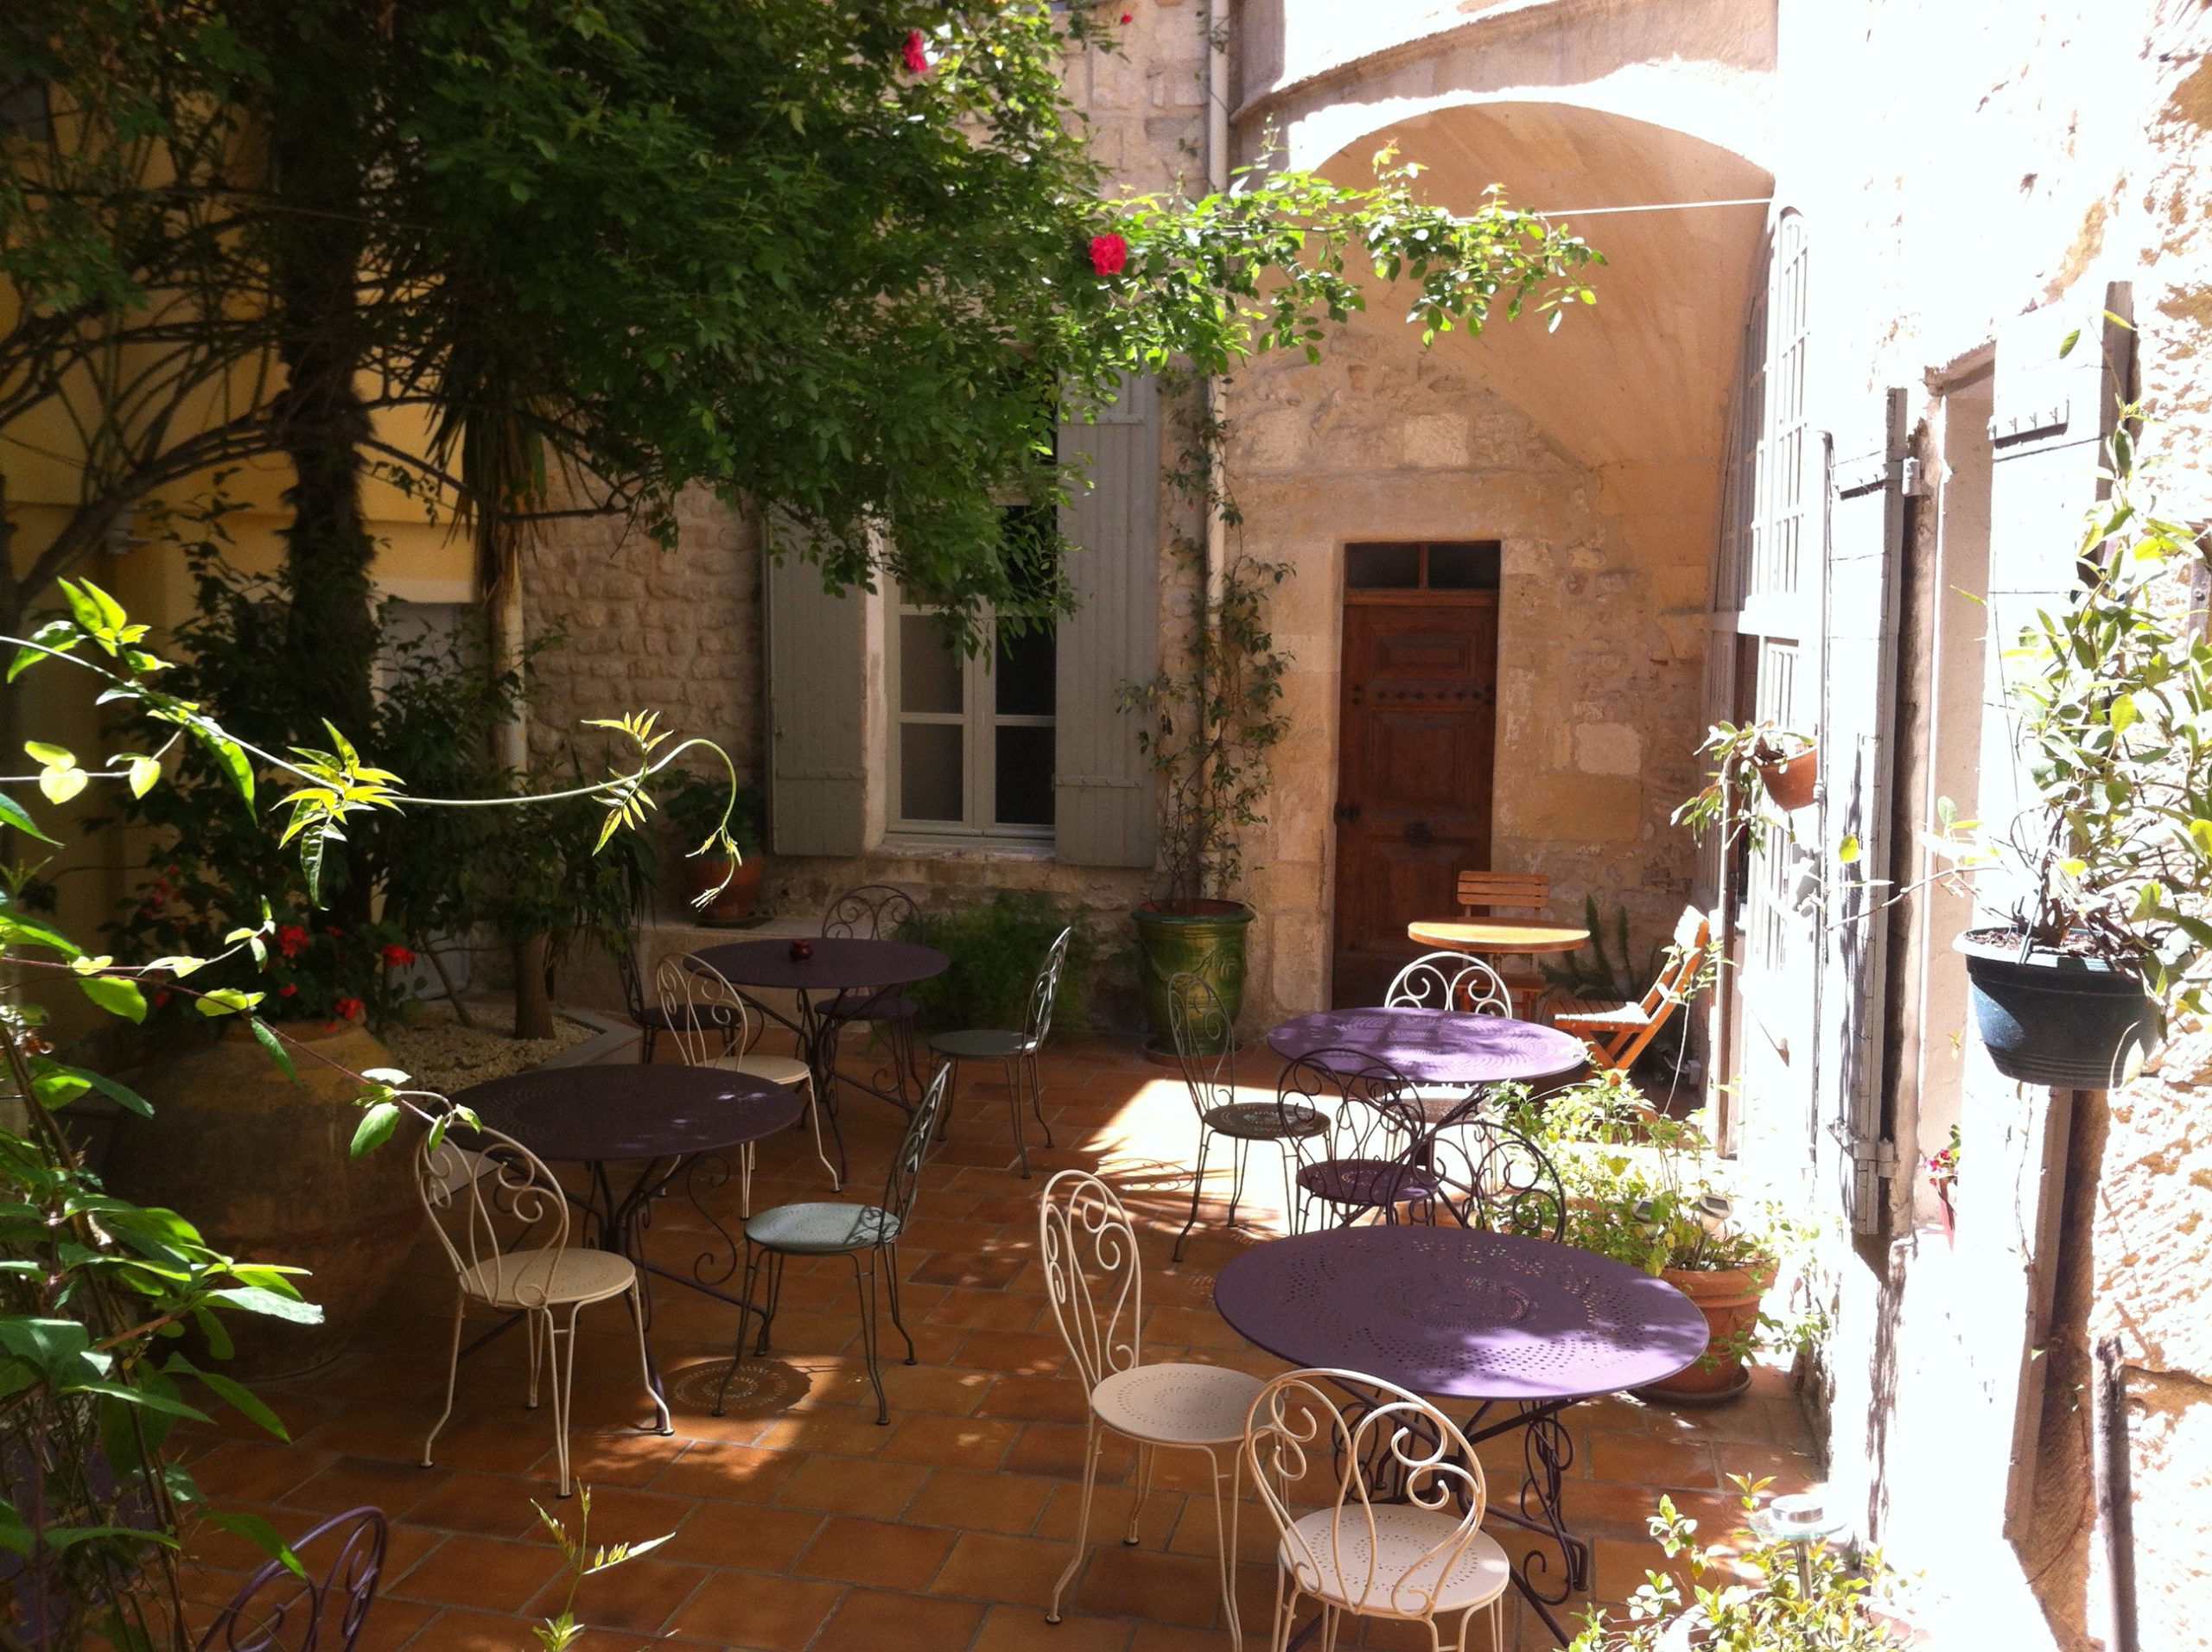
1989,399 -> 2070,446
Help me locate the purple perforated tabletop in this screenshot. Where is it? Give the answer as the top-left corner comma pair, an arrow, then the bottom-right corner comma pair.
692,937 -> 948,992
1213,1225 -> 1707,1402
461,1063 -> 800,1162
1267,1006 -> 1587,1088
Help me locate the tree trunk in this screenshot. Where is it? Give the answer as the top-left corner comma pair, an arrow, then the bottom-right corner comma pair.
513,931 -> 556,1041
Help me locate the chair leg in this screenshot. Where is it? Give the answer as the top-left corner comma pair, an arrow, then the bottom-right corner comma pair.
714,1242 -> 766,1418
422,1294 -> 465,1469
1225,1136 -> 1252,1231
639,1027 -> 657,1064
1270,1571 -> 1294,1652
629,1281 -> 672,1437
1003,1058 -> 1032,1179
1126,1442 -> 1155,1543
851,1251 -> 888,1425
883,1242 -> 917,1364
549,1306 -> 580,1497
755,1250 -> 785,1356
1202,1443 -> 1243,1652
936,1059 -> 959,1142
1046,1420 -> 1104,1623
1174,1126 -> 1212,1262
524,1306 -> 543,1409
1026,1051 -> 1054,1148
1278,1143 -> 1301,1240
802,1074 -> 841,1191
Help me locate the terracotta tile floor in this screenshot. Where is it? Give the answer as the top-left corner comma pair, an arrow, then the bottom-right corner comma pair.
175,1036 -> 1821,1649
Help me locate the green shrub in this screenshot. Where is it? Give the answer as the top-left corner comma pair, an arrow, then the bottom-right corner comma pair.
901,892 -> 1094,1032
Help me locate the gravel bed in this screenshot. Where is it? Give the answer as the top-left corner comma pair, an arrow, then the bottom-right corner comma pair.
381,1002 -> 597,1096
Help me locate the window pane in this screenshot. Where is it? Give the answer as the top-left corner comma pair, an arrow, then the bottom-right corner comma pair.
900,723 -> 964,822
899,615 -> 963,715
1427,542 -> 1501,589
995,622 -> 1057,716
995,726 -> 1056,827
1345,543 -> 1420,588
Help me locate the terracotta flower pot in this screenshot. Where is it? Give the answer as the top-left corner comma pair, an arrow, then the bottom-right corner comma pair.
1758,745 -> 1819,811
689,855 -> 763,924
1641,1258 -> 1777,1401
103,1019 -> 421,1379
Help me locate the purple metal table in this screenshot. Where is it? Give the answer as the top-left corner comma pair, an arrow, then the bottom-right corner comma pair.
693,937 -> 950,1178
462,1063 -> 801,1408
1215,1224 -> 1707,1643
1268,1006 -> 1588,1090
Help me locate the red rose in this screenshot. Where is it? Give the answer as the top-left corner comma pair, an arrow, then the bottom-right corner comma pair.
334,996 -> 365,1021
278,983 -> 296,997
275,924 -> 312,959
902,29 -> 929,73
381,944 -> 416,968
1122,10 -> 1132,20
1089,232 -> 1128,276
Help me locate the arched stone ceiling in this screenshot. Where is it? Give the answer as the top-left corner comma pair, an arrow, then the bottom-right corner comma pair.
1319,99 -> 1775,479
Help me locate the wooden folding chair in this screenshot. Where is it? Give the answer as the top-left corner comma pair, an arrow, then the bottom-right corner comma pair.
1552,905 -> 1713,1072
1454,869 -> 1551,1016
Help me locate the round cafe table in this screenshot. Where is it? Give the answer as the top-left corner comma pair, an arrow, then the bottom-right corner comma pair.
461,1062 -> 801,1409
692,937 -> 950,1178
1216,1224 -> 1707,1642
1268,1005 -> 1587,1092
1406,917 -> 1591,955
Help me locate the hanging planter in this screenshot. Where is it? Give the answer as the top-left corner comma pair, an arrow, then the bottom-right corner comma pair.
1955,929 -> 2158,1090
1757,743 -> 1819,811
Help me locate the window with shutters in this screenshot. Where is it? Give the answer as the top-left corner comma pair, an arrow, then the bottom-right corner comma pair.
890,509 -> 1059,842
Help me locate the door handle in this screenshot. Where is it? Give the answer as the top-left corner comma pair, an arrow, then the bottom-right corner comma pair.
1406,820 -> 1433,847
1333,802 -> 1360,824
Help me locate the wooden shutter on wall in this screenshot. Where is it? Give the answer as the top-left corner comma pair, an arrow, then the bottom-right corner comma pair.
1053,374 -> 1160,869
765,544 -> 867,856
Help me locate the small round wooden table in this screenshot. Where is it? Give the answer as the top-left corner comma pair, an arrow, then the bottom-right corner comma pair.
1406,918 -> 1590,954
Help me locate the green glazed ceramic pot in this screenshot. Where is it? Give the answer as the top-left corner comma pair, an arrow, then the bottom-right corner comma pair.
1132,899 -> 1254,1055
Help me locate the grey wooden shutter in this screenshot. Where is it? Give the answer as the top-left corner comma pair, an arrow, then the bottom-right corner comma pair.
765,543 -> 867,856
1053,374 -> 1160,868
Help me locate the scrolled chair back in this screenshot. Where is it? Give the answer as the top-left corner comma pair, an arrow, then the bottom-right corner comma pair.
1384,950 -> 1511,1018
1166,970 -> 1236,1121
1244,1369 -> 1487,1622
653,952 -> 749,1065
1276,1050 -> 1427,1216
823,882 -> 920,942
882,1063 -> 953,1229
416,1120 -> 569,1311
1422,1096 -> 1567,1241
1037,1169 -> 1143,1395
196,1505 -> 388,1651
1021,926 -> 1075,1046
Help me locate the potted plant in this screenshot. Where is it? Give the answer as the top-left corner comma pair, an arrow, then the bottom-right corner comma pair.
1116,417 -> 1288,1055
657,767 -> 766,924
1925,1125 -> 1958,1244
1910,424 -> 2201,1088
1673,721 -> 1819,849
1504,1074 -> 1818,1402
1570,1481 -> 1901,1652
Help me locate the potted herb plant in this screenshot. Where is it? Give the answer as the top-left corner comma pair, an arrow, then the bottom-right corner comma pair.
1673,721 -> 1819,849
657,767 -> 766,924
1925,1125 -> 1958,1244
1116,423 -> 1288,1055
1913,424 -> 2199,1088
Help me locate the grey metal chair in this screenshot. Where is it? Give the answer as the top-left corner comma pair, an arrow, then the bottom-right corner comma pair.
718,1062 -> 952,1425
928,924 -> 1071,1178
1279,1050 -> 1430,1234
1166,970 -> 1325,1261
1419,1094 -> 1567,1240
818,883 -> 925,1103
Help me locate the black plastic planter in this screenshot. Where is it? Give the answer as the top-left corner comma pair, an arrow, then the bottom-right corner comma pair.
1955,930 -> 2158,1090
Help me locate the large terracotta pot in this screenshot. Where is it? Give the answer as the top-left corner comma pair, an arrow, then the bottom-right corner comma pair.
1758,745 -> 1819,811
690,855 -> 763,924
1641,1259 -> 1777,1401
105,1019 -> 421,1379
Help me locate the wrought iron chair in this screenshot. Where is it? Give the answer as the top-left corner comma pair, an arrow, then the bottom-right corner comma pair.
817,883 -> 926,1103
656,954 -> 838,1199
719,1062 -> 951,1425
194,1505 -> 387,1651
1167,971 -> 1325,1261
417,1125 -> 668,1498
618,947 -> 739,1064
928,924 -> 1071,1178
1243,1369 -> 1510,1652
1383,951 -> 1512,1017
1279,1051 -> 1430,1233
1417,1096 -> 1567,1240
1039,1170 -> 1255,1647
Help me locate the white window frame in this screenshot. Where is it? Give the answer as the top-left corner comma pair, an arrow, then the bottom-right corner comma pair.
888,597 -> 1058,844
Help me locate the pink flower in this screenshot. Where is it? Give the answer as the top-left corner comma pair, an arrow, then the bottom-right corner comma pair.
381,944 -> 416,968
275,924 -> 312,959
334,996 -> 365,1021
902,29 -> 930,73
1089,232 -> 1128,276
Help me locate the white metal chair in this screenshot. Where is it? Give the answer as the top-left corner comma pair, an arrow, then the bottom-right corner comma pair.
657,953 -> 838,1203
416,1123 -> 669,1497
1039,1170 -> 1256,1647
1384,950 -> 1512,1018
1243,1369 -> 1510,1652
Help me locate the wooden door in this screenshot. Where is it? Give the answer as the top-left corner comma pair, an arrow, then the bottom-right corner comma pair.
1331,594 -> 1497,1005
